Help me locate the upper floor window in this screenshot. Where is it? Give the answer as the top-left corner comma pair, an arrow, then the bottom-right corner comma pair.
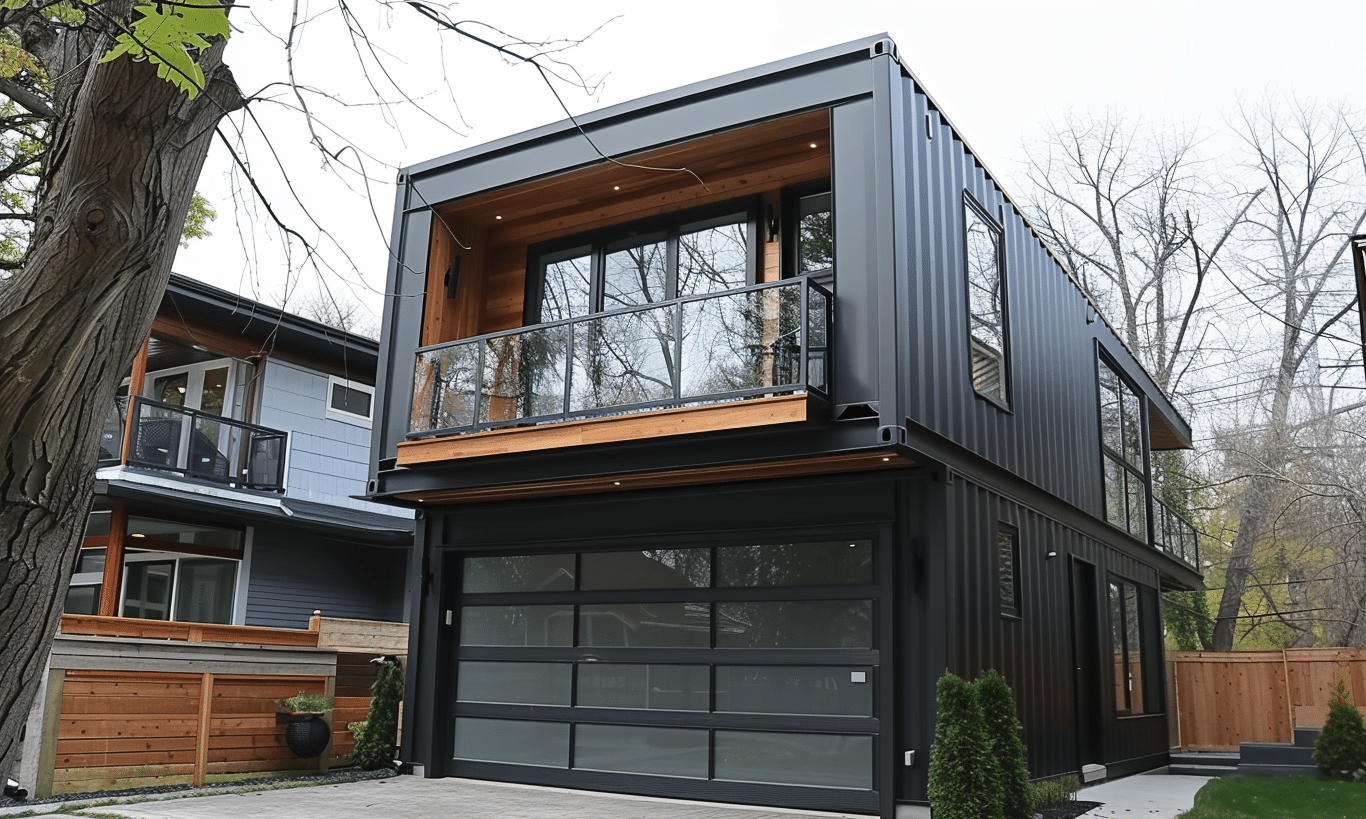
327,375 -> 374,426
963,195 -> 1008,407
531,205 -> 756,325
796,191 -> 833,281
1098,357 -> 1148,541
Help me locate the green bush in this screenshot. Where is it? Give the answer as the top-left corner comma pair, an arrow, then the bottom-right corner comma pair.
1029,774 -> 1079,812
348,720 -> 367,749
929,672 -> 994,819
977,670 -> 1031,819
1313,679 -> 1366,780
351,656 -> 404,771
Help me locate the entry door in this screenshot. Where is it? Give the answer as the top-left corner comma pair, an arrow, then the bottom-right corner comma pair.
1070,558 -> 1104,768
445,538 -> 882,814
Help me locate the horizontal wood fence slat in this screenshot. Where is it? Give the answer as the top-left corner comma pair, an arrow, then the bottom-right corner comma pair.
1170,649 -> 1366,751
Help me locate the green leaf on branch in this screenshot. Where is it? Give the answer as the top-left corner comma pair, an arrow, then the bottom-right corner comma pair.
100,1 -> 230,99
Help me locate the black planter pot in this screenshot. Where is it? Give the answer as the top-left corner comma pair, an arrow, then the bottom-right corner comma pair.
285,716 -> 332,758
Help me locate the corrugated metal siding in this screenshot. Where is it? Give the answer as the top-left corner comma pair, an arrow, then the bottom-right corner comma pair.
895,76 -> 1119,514
244,529 -> 405,629
940,477 -> 1168,778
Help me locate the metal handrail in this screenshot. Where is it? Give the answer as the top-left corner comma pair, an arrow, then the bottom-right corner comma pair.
409,277 -> 832,438
1155,498 -> 1200,568
126,395 -> 288,491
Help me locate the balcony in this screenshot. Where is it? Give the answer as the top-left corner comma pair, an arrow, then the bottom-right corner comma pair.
118,396 -> 288,491
1155,498 -> 1200,568
406,277 -> 831,453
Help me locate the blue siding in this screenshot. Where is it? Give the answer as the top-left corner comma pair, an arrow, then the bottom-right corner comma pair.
245,528 -> 406,629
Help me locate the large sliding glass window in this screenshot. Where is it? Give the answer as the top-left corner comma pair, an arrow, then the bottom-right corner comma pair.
1098,358 -> 1148,541
450,538 -> 879,797
964,194 -> 1009,407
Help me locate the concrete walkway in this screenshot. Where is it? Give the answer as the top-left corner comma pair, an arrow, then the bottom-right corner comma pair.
3,772 -> 1213,819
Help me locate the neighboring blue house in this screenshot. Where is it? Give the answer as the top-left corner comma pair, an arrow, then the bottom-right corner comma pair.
71,274 -> 412,628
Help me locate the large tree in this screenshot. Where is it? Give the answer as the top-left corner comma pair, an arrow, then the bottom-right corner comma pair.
0,0 -> 240,783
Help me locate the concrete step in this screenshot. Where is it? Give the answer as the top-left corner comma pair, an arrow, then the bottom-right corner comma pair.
1168,752 -> 1239,777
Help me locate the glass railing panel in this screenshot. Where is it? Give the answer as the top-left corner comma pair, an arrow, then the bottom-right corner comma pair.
569,305 -> 676,413
411,341 -> 478,433
480,326 -> 569,425
678,287 -> 803,399
807,285 -> 830,394
126,397 -> 287,491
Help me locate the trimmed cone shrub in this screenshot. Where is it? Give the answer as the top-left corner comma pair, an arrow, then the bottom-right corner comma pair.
977,670 -> 1031,819
352,656 -> 404,771
1314,679 -> 1366,779
929,672 -> 994,819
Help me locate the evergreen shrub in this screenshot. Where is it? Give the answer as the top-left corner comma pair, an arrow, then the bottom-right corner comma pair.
1314,679 -> 1366,780
928,672 -> 994,819
977,670 -> 1031,819
352,656 -> 404,771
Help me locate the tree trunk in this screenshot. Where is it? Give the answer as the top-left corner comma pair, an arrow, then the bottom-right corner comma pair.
0,18 -> 239,785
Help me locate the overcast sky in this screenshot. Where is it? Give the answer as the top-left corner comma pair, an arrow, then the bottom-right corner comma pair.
173,0 -> 1365,325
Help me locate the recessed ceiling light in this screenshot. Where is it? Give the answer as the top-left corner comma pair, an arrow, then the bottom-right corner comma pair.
495,215 -> 502,220
809,142 -> 818,149
613,185 -> 620,191
613,481 -> 621,486
882,457 -> 891,462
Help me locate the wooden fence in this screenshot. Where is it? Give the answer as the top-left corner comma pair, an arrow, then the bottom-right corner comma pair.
1169,648 -> 1366,751
24,613 -> 408,797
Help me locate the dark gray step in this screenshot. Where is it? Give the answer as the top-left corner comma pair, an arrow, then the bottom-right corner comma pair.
1170,752 -> 1239,766
1169,762 -> 1238,777
1294,727 -> 1321,748
1237,763 -> 1322,778
1239,742 -> 1314,766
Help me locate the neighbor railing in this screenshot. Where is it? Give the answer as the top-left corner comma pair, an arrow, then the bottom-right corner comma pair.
1154,498 -> 1199,568
409,277 -> 832,437
125,396 -> 287,491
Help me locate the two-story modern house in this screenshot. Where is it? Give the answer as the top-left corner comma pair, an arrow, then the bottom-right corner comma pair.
366,37 -> 1202,817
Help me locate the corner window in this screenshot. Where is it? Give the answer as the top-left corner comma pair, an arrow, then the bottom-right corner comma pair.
997,526 -> 1020,617
1109,577 -> 1158,715
964,195 -> 1008,406
327,375 -> 374,425
1098,358 -> 1147,540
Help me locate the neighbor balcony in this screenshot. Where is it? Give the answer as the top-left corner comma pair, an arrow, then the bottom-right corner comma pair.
1155,498 -> 1200,568
401,278 -> 830,463
107,396 -> 288,491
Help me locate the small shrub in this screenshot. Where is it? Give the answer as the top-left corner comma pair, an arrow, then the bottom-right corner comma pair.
277,690 -> 333,714
348,720 -> 368,748
352,656 -> 404,771
978,670 -> 1031,819
928,671 -> 994,819
1314,679 -> 1366,779
1029,774 -> 1079,812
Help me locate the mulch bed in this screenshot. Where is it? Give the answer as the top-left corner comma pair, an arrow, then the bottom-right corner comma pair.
0,767 -> 396,809
1036,800 -> 1103,819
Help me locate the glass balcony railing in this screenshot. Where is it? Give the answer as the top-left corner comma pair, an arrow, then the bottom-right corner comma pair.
409,277 -> 831,437
1155,498 -> 1199,568
124,396 -> 287,491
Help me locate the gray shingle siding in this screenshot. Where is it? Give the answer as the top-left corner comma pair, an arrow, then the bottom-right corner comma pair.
244,529 -> 406,629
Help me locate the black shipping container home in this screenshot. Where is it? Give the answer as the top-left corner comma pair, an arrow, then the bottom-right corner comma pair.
367,36 -> 1203,816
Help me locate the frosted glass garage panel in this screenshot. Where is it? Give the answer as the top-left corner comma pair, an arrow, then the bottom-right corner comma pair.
460,605 -> 574,646
580,603 -> 711,648
716,600 -> 872,648
456,662 -> 571,706
453,718 -> 569,768
713,731 -> 872,789
715,666 -> 872,716
717,540 -> 872,587
573,724 -> 708,778
576,664 -> 709,711
463,554 -> 576,593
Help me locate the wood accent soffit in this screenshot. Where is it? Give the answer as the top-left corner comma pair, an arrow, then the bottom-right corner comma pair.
397,394 -> 811,467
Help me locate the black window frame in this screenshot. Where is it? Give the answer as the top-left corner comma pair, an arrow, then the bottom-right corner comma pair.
1107,575 -> 1162,716
525,199 -> 762,327
781,179 -> 834,288
962,192 -> 1010,409
1096,353 -> 1150,542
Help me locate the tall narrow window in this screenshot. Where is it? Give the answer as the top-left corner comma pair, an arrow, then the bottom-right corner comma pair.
1098,358 -> 1148,541
997,526 -> 1020,617
1109,577 -> 1154,715
964,196 -> 1008,406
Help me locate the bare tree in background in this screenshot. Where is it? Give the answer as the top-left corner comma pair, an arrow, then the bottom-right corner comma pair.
1209,97 -> 1366,651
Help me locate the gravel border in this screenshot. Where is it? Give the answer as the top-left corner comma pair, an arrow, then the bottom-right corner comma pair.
0,767 -> 396,810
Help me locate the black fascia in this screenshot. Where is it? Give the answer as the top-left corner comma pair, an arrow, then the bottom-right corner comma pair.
163,273 -> 379,376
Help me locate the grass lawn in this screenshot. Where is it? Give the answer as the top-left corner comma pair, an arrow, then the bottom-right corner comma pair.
1180,776 -> 1366,818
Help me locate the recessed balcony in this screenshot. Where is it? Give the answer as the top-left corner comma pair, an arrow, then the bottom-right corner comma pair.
116,396 -> 288,491
400,278 -> 830,465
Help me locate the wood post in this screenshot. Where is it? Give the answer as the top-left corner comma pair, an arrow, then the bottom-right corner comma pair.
193,672 -> 214,787
34,669 -> 65,798
97,503 -> 128,618
120,336 -> 150,462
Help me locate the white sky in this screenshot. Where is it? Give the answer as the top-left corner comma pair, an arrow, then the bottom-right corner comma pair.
173,0 -> 1366,326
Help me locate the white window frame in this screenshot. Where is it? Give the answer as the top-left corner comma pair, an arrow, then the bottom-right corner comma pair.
326,375 -> 374,426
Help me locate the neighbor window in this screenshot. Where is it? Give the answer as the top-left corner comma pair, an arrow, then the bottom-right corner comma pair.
964,195 -> 1008,406
327,375 -> 374,425
1098,357 -> 1147,541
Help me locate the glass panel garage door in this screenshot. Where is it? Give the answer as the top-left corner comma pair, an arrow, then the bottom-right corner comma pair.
449,539 -> 880,804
